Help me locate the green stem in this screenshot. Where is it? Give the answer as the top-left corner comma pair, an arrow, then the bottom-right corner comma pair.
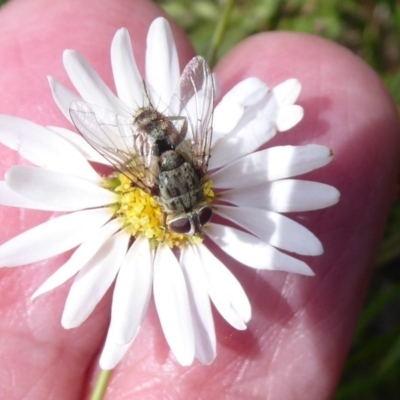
90,369 -> 112,400
207,0 -> 235,67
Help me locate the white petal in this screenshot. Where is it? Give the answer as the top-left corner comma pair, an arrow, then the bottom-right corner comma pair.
214,205 -> 323,256
211,144 -> 333,189
99,328 -> 133,370
222,179 -> 340,212
47,126 -> 111,165
31,219 -> 121,301
0,208 -> 112,267
111,237 -> 153,345
276,105 -> 304,131
210,79 -> 305,170
206,223 -> 314,275
0,181 -> 53,210
210,85 -> 284,170
6,166 -> 116,211
153,244 -> 194,366
146,18 -> 180,111
63,50 -> 127,114
180,246 -> 216,365
210,110 -> 275,170
212,77 -> 269,137
62,230 -> 130,329
0,115 -> 101,182
196,243 -> 251,330
111,28 -> 144,109
272,79 -> 301,105
48,76 -> 81,123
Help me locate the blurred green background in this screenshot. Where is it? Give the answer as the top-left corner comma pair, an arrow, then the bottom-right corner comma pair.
154,1 -> 400,398
1,0 -> 399,398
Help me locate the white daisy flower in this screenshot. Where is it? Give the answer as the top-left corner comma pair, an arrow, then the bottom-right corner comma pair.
0,17 -> 339,369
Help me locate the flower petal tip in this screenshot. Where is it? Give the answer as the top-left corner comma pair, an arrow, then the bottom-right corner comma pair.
30,293 -> 41,304
112,28 -> 131,47
175,354 -> 195,367
61,322 -> 74,330
299,265 -> 315,277
62,49 -> 74,62
276,105 -> 304,131
236,322 -> 248,331
273,78 -> 302,104
116,27 -> 129,35
61,316 -> 82,330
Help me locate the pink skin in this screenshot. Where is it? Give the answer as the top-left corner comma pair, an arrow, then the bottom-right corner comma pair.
0,0 -> 399,399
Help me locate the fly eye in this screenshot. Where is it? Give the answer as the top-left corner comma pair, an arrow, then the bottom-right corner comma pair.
169,217 -> 191,234
198,206 -> 213,226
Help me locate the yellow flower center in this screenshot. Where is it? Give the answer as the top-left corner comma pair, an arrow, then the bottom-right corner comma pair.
103,173 -> 214,248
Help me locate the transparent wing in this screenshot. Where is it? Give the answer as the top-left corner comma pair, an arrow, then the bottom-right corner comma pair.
174,56 -> 214,175
70,101 -> 158,192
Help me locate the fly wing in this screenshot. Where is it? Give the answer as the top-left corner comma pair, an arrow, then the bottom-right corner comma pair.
174,57 -> 214,175
70,101 -> 159,192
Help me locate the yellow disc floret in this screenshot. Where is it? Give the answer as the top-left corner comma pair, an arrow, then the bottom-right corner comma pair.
203,179 -> 215,204
104,173 -> 214,249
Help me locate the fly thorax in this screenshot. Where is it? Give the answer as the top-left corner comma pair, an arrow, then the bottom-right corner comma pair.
134,107 -> 186,150
135,108 -> 168,140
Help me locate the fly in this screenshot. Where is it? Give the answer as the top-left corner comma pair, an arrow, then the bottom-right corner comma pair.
70,56 -> 214,236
